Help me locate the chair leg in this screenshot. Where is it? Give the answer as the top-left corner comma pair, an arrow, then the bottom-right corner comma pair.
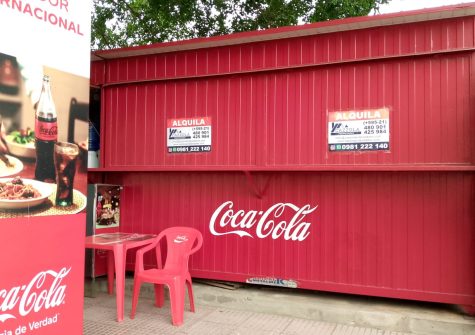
186,279 -> 195,312
168,279 -> 185,326
154,284 -> 164,307
130,278 -> 142,319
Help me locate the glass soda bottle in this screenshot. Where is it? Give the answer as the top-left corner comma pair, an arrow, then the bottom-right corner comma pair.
35,75 -> 57,182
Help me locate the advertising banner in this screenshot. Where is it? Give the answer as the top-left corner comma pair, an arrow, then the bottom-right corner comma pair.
0,216 -> 86,335
93,184 -> 121,230
0,1 -> 91,334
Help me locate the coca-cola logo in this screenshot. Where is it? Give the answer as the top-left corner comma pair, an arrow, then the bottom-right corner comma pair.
173,235 -> 189,244
0,267 -> 70,322
38,125 -> 58,136
209,201 -> 318,241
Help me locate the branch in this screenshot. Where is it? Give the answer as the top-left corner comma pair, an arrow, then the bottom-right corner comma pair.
107,0 -> 157,42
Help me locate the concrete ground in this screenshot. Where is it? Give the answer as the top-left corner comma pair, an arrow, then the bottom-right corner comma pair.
83,277 -> 475,335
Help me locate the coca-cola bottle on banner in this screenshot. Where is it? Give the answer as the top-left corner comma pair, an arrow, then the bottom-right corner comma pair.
35,75 -> 57,182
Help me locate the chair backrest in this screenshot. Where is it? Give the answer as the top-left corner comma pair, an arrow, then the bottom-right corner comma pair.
68,98 -> 89,143
158,227 -> 203,271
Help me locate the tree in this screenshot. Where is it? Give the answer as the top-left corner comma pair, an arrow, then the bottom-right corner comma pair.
92,0 -> 390,50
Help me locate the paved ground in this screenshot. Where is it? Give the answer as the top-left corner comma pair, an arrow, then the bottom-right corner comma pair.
84,292 -> 412,335
83,278 -> 475,335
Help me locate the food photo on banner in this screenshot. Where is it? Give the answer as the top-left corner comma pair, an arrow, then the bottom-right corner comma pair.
0,52 -> 88,218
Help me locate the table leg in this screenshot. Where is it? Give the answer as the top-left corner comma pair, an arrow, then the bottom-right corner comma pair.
113,245 -> 126,322
107,250 -> 114,295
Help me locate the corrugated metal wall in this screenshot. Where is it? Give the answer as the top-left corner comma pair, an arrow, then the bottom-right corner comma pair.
89,15 -> 475,307
99,53 -> 473,168
95,170 -> 475,305
91,18 -> 475,85
92,18 -> 475,168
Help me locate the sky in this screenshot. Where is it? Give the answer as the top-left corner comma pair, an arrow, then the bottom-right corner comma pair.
378,0 -> 475,14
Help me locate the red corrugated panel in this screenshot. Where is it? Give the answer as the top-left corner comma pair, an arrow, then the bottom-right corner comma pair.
90,60 -> 105,86
99,52 -> 474,168
99,171 -> 475,305
88,10 -> 475,311
91,17 -> 475,84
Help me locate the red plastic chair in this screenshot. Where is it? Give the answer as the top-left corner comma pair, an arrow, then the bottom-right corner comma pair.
130,227 -> 203,326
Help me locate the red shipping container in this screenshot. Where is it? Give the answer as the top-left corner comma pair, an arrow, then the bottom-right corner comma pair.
90,3 -> 475,313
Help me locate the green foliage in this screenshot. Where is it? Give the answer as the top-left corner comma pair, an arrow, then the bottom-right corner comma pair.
92,0 -> 390,50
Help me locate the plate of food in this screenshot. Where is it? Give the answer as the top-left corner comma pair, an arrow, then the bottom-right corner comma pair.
0,154 -> 23,177
5,128 -> 35,159
0,177 -> 53,209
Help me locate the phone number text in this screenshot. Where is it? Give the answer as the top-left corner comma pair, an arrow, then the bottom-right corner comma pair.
168,145 -> 211,153
329,142 -> 389,151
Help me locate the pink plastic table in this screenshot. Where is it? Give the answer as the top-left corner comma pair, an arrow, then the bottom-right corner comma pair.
85,233 -> 157,322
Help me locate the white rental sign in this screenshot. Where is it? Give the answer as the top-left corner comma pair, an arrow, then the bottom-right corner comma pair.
328,108 -> 390,152
167,117 -> 212,153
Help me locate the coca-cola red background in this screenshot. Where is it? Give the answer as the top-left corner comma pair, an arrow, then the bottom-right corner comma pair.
0,215 -> 85,335
90,3 -> 475,312
89,171 -> 475,307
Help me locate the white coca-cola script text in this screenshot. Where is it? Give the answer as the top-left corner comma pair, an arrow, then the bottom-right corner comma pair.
0,267 -> 70,322
210,201 -> 318,241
